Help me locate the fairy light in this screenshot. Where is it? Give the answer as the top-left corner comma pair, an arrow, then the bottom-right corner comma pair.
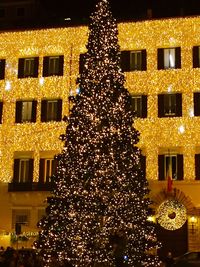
0,16 -> 199,183
35,0 -> 161,266
156,199 -> 187,231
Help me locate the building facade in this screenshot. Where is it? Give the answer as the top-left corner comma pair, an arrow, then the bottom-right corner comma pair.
0,16 -> 200,256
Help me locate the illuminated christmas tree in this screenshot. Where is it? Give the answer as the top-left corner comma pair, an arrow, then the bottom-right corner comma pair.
36,0 -> 161,266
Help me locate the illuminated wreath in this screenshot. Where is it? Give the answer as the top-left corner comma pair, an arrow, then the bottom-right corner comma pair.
156,199 -> 187,231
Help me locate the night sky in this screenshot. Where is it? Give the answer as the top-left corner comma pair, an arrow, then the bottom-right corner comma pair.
40,0 -> 200,25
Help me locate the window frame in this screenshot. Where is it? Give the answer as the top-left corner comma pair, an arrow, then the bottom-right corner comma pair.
164,154 -> 177,180
157,47 -> 181,70
18,57 -> 39,78
15,100 -> 37,123
41,99 -> 62,122
158,93 -> 182,118
43,55 -> 64,77
130,50 -> 142,71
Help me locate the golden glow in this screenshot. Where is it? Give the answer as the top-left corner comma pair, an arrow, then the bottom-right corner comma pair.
156,199 -> 187,230
189,216 -> 197,223
0,17 -> 200,182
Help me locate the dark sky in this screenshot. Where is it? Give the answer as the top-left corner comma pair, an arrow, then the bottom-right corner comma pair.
40,0 -> 200,25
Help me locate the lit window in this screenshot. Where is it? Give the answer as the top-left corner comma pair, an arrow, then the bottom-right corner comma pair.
165,155 -> 177,180
41,99 -> 62,122
43,55 -> 64,77
158,93 -> 182,117
49,56 -> 59,75
158,154 -> 183,181
19,159 -> 30,183
13,157 -> 34,183
164,94 -> 176,115
39,158 -> 57,183
18,57 -> 39,78
131,95 -> 147,118
24,58 -> 35,77
164,48 -> 175,69
130,51 -> 142,71
120,50 -> 147,72
15,100 -> 37,123
21,101 -> 32,122
157,47 -> 181,70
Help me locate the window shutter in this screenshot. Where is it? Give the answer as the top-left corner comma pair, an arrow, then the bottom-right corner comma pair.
15,101 -> 22,123
39,159 -> 45,183
193,46 -> 199,68
194,92 -> 200,116
120,51 -> 130,72
41,100 -> 47,122
52,159 -> 58,177
33,57 -> 39,78
58,55 -> 64,76
177,154 -> 184,180
28,159 -> 34,182
158,155 -> 165,180
175,93 -> 182,117
57,99 -> 62,122
175,47 -> 181,69
141,50 -> 147,71
157,49 -> 164,70
0,59 -> 5,80
158,94 -> 164,117
195,154 -> 200,180
13,159 -> 20,182
142,95 -> 147,118
31,100 -> 37,122
140,155 -> 146,177
79,53 -> 86,74
0,102 -> 3,124
18,58 -> 25,78
43,57 -> 49,77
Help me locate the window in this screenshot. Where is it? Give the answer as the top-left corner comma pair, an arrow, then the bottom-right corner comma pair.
41,99 -> 62,122
18,57 -> 39,78
0,59 -> 5,80
121,50 -> 147,71
13,158 -> 34,183
0,102 -> 3,124
158,93 -> 182,117
193,46 -> 200,68
131,95 -> 147,118
43,55 -> 64,77
194,92 -> 200,116
157,47 -> 181,70
12,209 -> 30,228
158,154 -> 183,181
15,100 -> 37,123
195,154 -> 200,180
39,158 -> 57,183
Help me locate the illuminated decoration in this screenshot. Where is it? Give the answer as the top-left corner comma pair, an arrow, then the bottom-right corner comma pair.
156,199 -> 187,231
178,125 -> 185,134
5,80 -> 11,91
35,0 -> 161,266
0,15 -> 200,183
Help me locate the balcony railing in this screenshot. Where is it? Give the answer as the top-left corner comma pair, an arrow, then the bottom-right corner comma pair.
8,182 -> 53,192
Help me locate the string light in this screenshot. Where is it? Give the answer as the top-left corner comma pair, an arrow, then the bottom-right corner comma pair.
156,199 -> 187,230
0,16 -> 199,183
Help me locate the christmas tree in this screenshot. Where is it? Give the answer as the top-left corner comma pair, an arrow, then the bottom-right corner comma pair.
36,0 -> 161,266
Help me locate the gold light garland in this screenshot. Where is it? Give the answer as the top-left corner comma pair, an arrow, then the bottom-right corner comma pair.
0,17 -> 200,182
156,199 -> 187,230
